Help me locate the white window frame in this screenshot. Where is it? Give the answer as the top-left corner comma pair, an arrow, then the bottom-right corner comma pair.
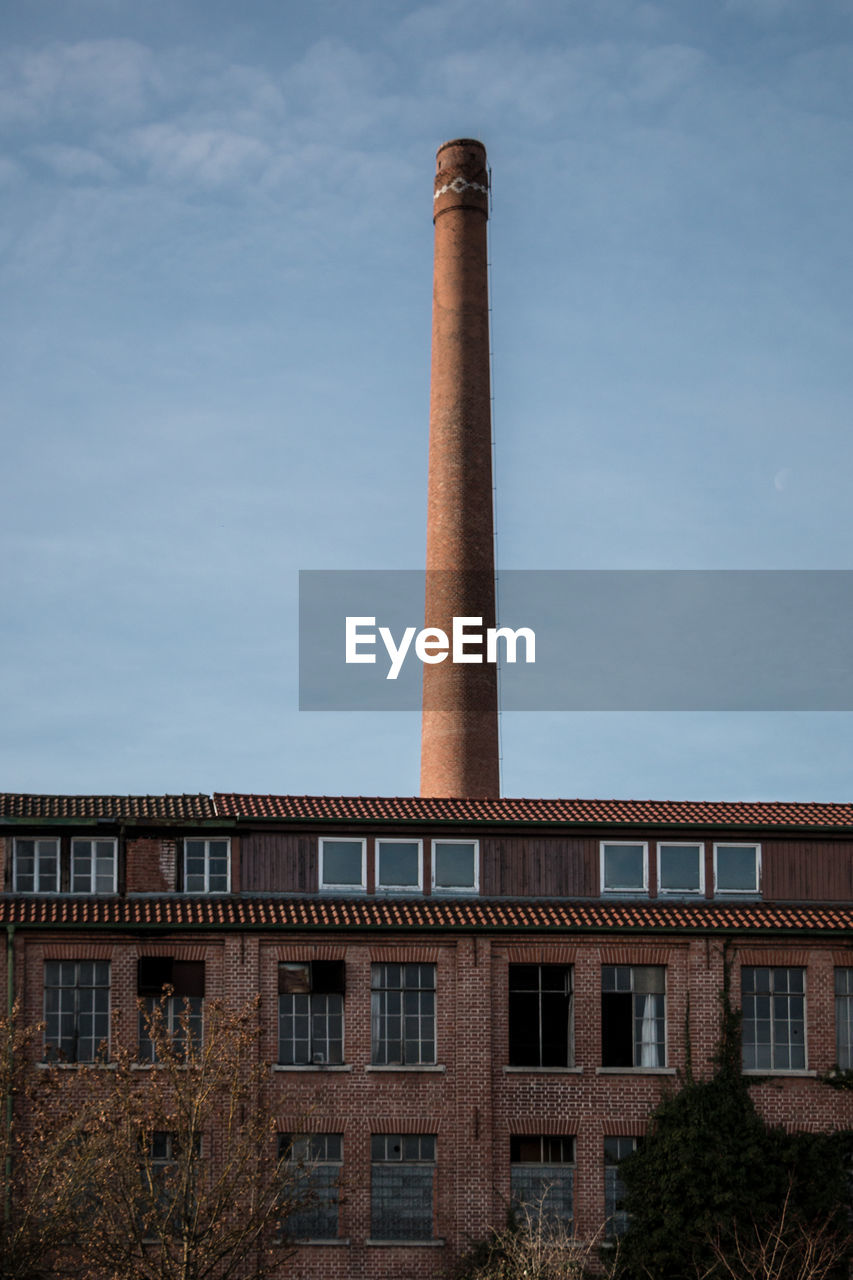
600,842 -> 649,895
13,838 -> 60,893
713,843 -> 761,896
375,839 -> 423,893
431,839 -> 479,895
319,837 -> 367,892
70,838 -> 118,894
657,842 -> 704,897
183,838 -> 231,894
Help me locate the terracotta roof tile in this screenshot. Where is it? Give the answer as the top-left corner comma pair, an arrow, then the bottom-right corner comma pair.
0,895 -> 850,934
0,794 -> 216,821
213,792 -> 853,830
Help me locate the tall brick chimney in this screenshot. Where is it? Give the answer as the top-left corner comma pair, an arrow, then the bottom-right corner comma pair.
420,139 -> 500,799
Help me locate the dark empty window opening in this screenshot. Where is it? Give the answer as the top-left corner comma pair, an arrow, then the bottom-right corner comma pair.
508,964 -> 573,1067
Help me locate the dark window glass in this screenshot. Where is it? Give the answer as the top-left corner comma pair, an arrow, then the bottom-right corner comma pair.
433,842 -> 477,891
279,961 -> 345,1065
741,966 -> 806,1070
377,841 -> 420,889
44,960 -> 110,1062
509,965 -> 573,1067
604,1136 -> 639,1237
716,845 -> 759,893
658,844 -> 702,893
14,839 -> 59,893
370,1134 -> 435,1240
510,1135 -> 574,1226
836,969 -> 853,1070
320,840 -> 363,888
602,844 -> 645,892
371,963 -> 435,1065
280,1133 -> 343,1241
184,839 -> 229,892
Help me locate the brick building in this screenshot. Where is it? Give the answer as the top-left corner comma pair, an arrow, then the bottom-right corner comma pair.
2,789 -> 852,1278
4,140 -> 852,1278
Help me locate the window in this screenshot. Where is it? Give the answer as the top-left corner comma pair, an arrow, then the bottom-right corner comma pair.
71,839 -> 117,894
319,839 -> 366,892
604,1137 -> 639,1237
601,965 -> 666,1068
13,839 -> 59,893
432,840 -> 478,894
278,961 -> 345,1066
371,963 -> 435,1065
508,965 -> 573,1067
510,1136 -> 574,1226
183,839 -> 229,893
714,844 -> 760,895
376,839 -> 422,892
370,1134 -> 436,1240
137,958 -> 204,1062
139,1131 -> 200,1237
44,961 -> 110,1062
658,843 -> 703,895
280,1133 -> 343,1241
836,969 -> 853,1070
601,843 -> 648,894
742,966 -> 805,1071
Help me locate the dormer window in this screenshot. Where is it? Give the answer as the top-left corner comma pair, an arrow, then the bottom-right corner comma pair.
714,843 -> 761,895
657,843 -> 704,896
13,837 -> 117,894
319,838 -> 366,892
71,839 -> 118,894
13,839 -> 60,893
376,840 -> 422,892
601,843 -> 648,895
432,840 -> 479,894
183,839 -> 230,893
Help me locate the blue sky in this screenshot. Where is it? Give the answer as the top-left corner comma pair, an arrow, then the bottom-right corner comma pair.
2,0 -> 853,802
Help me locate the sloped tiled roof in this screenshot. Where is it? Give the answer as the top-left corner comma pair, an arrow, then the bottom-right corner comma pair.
214,793 -> 853,830
0,795 -> 216,821
0,895 -> 850,935
5,791 -> 853,831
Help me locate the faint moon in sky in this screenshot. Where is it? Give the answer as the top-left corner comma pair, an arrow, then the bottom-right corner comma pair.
774,468 -> 791,492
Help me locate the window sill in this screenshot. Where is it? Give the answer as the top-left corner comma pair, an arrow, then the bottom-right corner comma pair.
37,1061 -> 117,1070
365,1064 -> 446,1073
273,1064 -> 353,1073
503,1066 -> 582,1074
366,1239 -> 445,1247
742,1069 -> 817,1078
131,1062 -> 197,1071
596,1067 -> 676,1075
289,1238 -> 351,1246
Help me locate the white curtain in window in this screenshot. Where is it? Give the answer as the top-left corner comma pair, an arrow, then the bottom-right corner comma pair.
639,994 -> 660,1067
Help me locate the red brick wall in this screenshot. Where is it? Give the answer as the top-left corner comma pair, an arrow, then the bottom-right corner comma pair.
9,926 -> 852,1279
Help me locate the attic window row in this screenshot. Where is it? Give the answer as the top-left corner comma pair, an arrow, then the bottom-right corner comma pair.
319,838 -> 478,894
10,838 -> 229,896
601,841 -> 761,897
